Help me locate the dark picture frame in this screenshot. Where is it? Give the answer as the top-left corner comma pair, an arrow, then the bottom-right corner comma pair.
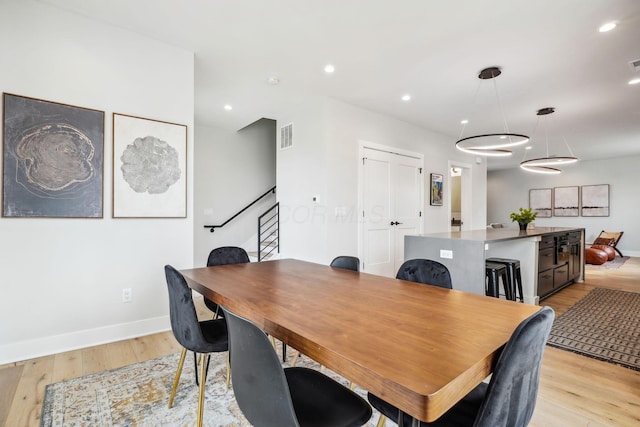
2,93 -> 104,218
581,184 -> 609,217
112,113 -> 187,218
529,188 -> 552,218
553,186 -> 579,217
430,173 -> 443,206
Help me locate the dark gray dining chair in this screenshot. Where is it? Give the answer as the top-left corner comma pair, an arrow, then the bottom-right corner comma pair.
330,255 -> 360,272
367,306 -> 555,427
164,265 -> 230,427
203,246 -> 250,318
396,258 -> 452,289
221,306 -> 372,427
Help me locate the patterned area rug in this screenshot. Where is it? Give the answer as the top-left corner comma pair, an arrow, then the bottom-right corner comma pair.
547,288 -> 640,371
587,256 -> 630,269
41,349 -> 382,426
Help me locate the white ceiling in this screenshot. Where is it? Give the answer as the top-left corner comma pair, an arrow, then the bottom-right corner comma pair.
39,0 -> 640,170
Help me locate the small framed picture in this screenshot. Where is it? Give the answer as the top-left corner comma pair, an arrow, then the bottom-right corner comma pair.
430,173 -> 443,206
112,113 -> 187,218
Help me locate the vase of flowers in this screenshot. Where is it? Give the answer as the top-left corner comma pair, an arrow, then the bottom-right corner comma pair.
510,207 -> 538,231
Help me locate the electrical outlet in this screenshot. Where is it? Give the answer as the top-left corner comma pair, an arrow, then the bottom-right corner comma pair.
440,249 -> 453,259
122,288 -> 132,303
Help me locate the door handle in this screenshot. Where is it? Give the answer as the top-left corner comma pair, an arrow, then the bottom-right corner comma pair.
390,221 -> 403,226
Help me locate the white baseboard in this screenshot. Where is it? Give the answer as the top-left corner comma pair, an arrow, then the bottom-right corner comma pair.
621,250 -> 640,257
0,315 -> 171,365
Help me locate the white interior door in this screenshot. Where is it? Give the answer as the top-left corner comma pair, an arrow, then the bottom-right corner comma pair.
362,147 -> 423,277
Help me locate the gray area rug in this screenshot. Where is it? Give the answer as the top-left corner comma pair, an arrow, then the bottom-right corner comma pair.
41,348 -> 383,426
587,256 -> 630,269
547,288 -> 640,371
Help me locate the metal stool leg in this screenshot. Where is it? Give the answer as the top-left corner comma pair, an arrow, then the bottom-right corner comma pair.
515,265 -> 523,302
486,270 -> 499,297
501,268 -> 513,300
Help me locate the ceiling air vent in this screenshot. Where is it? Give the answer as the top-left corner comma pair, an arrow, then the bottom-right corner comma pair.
629,58 -> 640,72
280,123 -> 293,150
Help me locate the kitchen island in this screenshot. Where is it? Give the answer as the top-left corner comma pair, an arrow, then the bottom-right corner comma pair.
405,227 -> 585,304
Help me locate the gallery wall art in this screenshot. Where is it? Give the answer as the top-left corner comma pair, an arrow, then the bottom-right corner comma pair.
528,184 -> 610,217
581,184 -> 609,217
112,113 -> 187,218
2,93 -> 104,218
529,188 -> 552,218
553,186 -> 579,217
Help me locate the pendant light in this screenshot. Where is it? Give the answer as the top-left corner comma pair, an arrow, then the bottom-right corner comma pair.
520,107 -> 578,174
455,67 -> 529,156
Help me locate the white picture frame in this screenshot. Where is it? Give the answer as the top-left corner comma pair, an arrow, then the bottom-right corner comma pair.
112,113 -> 187,218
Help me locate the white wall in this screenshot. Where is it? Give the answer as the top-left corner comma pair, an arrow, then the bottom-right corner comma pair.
277,97 -> 487,264
487,155 -> 640,256
0,0 -> 194,363
194,119 -> 276,265
275,98 -> 329,263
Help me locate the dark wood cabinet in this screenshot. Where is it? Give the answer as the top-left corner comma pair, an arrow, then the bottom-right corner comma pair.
538,231 -> 583,300
568,231 -> 581,281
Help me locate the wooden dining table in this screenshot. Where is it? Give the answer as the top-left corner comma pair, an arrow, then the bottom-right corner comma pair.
181,258 -> 541,424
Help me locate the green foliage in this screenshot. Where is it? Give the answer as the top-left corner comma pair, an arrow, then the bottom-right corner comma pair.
509,207 -> 538,224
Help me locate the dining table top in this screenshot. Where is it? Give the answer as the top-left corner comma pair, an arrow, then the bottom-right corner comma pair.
181,258 -> 541,423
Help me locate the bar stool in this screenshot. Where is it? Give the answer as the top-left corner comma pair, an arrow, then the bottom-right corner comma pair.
486,257 -> 523,302
485,261 -> 510,299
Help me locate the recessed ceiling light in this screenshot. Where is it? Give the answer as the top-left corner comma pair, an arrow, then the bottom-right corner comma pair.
324,64 -> 335,73
599,21 -> 617,32
224,105 -> 232,111
525,146 -> 533,150
267,76 -> 280,85
629,78 -> 640,85
401,94 -> 411,101
460,119 -> 469,124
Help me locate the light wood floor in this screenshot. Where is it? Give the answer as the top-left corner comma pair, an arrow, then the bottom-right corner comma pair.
2,258 -> 639,427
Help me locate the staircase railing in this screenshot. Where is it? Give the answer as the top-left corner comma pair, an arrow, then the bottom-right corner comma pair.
258,202 -> 279,261
204,186 -> 276,233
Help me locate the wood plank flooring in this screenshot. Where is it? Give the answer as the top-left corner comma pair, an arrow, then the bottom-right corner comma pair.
1,258 -> 639,427
531,256 -> 640,427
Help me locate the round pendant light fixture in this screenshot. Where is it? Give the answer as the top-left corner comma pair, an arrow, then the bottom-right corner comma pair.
520,107 -> 578,174
455,67 -> 529,156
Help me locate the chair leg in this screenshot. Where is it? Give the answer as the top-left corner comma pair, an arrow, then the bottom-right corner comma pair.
168,348 -> 187,409
194,352 -> 201,386
226,352 -> 231,389
197,353 -> 207,427
291,350 -> 300,367
376,414 -> 387,427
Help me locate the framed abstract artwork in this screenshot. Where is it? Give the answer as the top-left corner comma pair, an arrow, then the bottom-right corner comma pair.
430,173 -> 443,206
581,184 -> 609,217
2,93 -> 104,218
529,188 -> 552,218
112,113 -> 187,218
553,186 -> 579,217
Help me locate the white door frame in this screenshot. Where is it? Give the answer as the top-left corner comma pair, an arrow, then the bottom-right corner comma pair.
357,140 -> 424,272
